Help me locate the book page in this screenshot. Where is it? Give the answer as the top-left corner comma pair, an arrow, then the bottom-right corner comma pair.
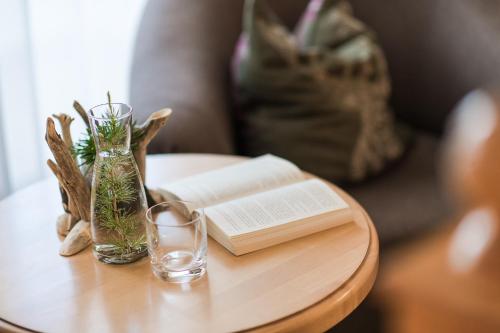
204,178 -> 350,237
158,155 -> 304,210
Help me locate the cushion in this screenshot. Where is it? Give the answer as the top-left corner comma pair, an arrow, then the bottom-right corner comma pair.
232,0 -> 410,183
348,0 -> 500,134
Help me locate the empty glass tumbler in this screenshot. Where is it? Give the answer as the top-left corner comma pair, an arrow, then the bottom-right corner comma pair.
146,201 -> 207,283
88,103 -> 148,264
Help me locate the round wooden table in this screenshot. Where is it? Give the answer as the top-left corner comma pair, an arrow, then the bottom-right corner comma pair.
0,154 -> 378,333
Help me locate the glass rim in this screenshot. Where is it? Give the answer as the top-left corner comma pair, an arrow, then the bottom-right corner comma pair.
146,200 -> 204,228
87,102 -> 133,121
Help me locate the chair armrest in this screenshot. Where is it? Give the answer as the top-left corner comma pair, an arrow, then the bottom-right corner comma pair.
130,0 -> 244,153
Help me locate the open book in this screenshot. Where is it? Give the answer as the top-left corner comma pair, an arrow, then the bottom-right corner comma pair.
157,155 -> 352,255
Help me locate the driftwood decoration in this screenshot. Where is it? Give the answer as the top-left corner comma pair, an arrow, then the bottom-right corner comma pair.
46,118 -> 91,221
134,109 -> 172,182
52,114 -> 74,149
73,101 -> 90,127
45,101 -> 171,256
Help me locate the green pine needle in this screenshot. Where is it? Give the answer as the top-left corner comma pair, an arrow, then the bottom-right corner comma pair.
72,94 -> 145,168
94,136 -> 145,254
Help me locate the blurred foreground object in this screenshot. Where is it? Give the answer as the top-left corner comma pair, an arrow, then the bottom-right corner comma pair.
378,90 -> 500,333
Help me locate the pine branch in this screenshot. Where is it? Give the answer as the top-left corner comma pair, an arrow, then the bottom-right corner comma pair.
92,106 -> 145,255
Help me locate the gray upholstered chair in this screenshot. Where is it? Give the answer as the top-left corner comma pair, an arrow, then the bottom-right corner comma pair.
130,0 -> 500,248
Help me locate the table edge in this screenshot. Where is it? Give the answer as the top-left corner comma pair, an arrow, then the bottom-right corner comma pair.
0,318 -> 39,333
244,209 -> 379,333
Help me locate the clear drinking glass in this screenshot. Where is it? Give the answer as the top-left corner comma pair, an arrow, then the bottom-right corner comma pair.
146,201 -> 207,283
88,103 -> 148,264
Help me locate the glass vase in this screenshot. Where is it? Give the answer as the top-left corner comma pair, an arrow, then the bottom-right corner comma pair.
88,102 -> 148,264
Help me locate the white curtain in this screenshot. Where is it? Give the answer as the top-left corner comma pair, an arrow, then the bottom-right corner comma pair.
0,0 -> 147,199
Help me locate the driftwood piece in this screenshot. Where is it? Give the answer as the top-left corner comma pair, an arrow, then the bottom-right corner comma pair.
47,160 -> 82,220
148,188 -> 166,205
52,113 -> 77,220
134,108 -> 172,181
52,113 -> 74,149
47,154 -> 81,221
46,118 -> 91,221
59,220 -> 91,256
73,100 -> 90,127
56,213 -> 78,236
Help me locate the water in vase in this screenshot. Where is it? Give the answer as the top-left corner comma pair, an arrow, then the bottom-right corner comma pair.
88,101 -> 148,264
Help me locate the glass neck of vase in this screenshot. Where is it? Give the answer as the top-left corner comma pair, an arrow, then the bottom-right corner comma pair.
88,102 -> 133,155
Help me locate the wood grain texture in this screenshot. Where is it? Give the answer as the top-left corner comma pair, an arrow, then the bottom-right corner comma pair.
45,117 -> 90,221
133,108 -> 171,182
47,160 -> 81,221
0,154 -> 378,333
52,113 -> 74,149
72,100 -> 90,127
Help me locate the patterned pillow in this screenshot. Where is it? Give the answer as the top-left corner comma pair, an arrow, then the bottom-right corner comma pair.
232,0 -> 411,182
